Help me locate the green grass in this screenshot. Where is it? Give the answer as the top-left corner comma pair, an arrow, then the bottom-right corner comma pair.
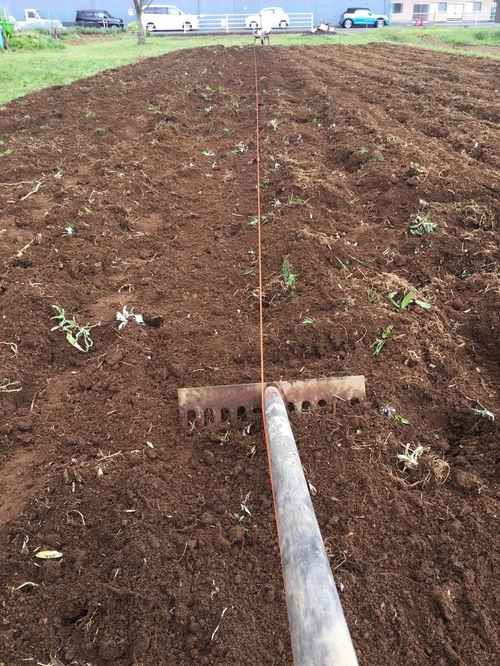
1,27 -> 499,106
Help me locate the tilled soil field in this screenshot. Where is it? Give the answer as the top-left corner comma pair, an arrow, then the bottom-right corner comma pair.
0,43 -> 499,665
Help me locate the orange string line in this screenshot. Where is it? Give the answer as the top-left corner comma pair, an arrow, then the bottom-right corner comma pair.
252,46 -> 266,415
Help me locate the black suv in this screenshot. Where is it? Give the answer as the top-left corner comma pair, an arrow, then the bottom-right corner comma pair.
75,10 -> 124,28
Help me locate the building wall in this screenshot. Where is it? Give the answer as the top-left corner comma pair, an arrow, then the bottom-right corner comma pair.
4,0 -> 494,24
392,1 -> 494,23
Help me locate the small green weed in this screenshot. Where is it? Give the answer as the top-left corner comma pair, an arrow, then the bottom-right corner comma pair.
336,257 -> 348,271
372,324 -> 393,356
0,141 -> 12,158
410,210 -> 438,235
388,291 -> 430,311
248,215 -> 269,226
219,430 -> 230,444
51,306 -> 98,352
472,402 -> 494,421
301,317 -> 314,325
282,257 -> 298,292
287,194 -> 310,205
367,288 -> 382,304
77,206 -> 93,216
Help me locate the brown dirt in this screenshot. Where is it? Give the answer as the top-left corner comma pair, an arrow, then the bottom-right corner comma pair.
0,43 -> 499,666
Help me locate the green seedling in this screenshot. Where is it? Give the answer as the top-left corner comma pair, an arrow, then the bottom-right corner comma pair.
366,288 -> 382,304
409,210 -> 438,236
360,147 -> 369,154
62,224 -> 75,236
348,197 -> 359,206
230,141 -> 246,154
246,444 -> 257,457
394,414 -> 410,425
268,119 -> 279,130
202,149 -> 215,157
219,430 -> 230,444
397,443 -> 424,469
372,324 -> 393,356
287,194 -> 310,206
388,291 -> 431,311
301,317 -> 314,325
472,402 -> 495,421
374,155 -> 385,162
51,306 -> 98,353
282,257 -> 299,292
336,257 -> 348,271
201,85 -> 213,99
211,581 -> 220,599
77,207 -> 93,216
348,255 -> 368,267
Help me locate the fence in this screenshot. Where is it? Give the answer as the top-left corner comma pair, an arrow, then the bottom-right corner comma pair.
154,13 -> 315,33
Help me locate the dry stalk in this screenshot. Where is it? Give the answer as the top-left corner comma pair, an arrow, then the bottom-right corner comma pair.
0,379 -> 22,393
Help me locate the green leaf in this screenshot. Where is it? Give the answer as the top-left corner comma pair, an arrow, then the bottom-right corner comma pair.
414,299 -> 431,310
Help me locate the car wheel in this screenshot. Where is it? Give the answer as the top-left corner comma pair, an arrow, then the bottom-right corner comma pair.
183,22 -> 192,30
375,18 -> 386,27
279,20 -> 288,28
146,22 -> 156,31
249,21 -> 258,29
343,19 -> 354,28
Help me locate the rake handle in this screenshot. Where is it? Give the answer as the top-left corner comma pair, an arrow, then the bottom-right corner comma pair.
264,385 -> 359,666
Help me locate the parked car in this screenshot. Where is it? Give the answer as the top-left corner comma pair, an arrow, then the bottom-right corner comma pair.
15,8 -> 65,31
245,7 -> 290,29
141,5 -> 199,31
75,10 -> 124,28
339,8 -> 390,28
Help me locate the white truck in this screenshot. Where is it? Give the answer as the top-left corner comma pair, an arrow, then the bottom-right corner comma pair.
14,8 -> 64,31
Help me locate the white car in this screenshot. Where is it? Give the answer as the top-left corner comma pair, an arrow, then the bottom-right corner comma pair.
245,7 -> 290,29
142,5 -> 199,31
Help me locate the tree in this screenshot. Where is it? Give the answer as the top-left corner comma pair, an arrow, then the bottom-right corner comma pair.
132,0 -> 153,45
